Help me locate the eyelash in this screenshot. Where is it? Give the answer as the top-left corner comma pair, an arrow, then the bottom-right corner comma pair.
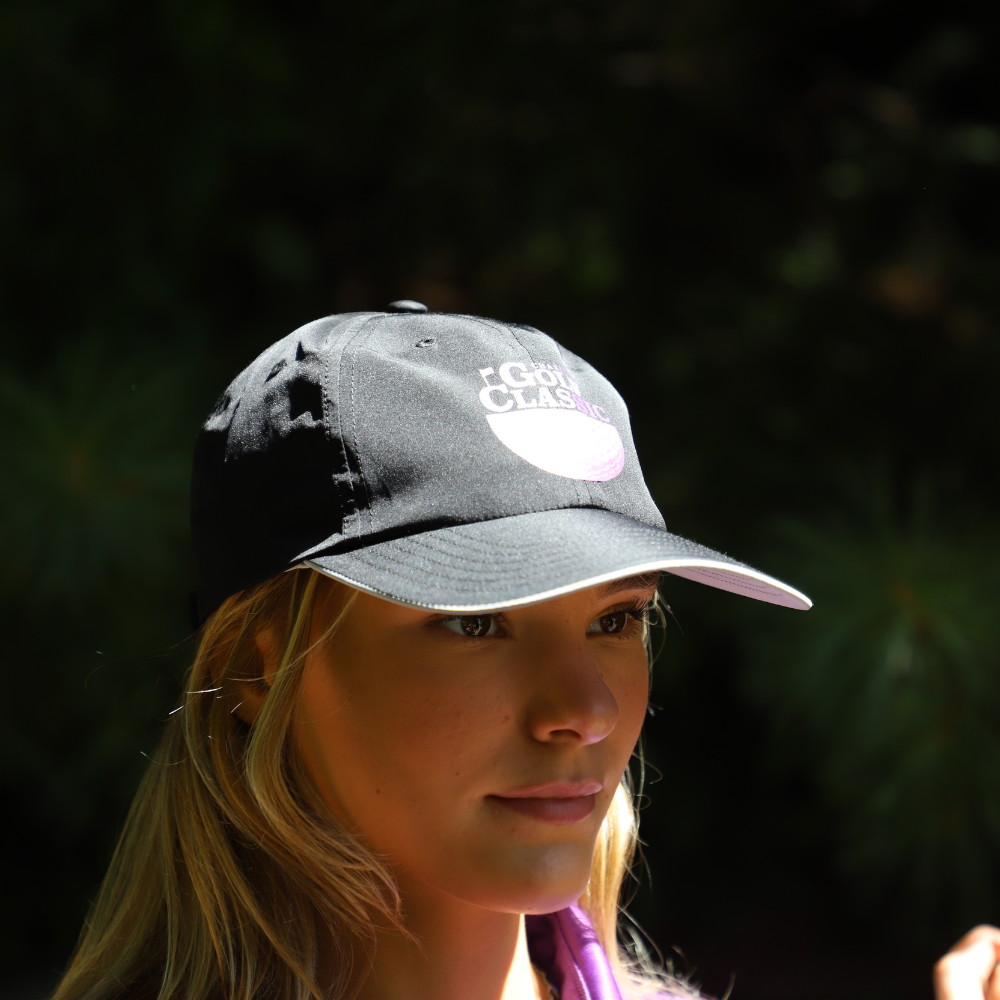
617,600 -> 650,622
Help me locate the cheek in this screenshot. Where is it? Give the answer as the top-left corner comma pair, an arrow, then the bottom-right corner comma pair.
604,649 -> 649,754
293,649 -> 511,854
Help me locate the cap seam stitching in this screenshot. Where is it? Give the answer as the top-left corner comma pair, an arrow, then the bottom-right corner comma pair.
349,327 -> 377,537
297,501 -> 633,562
327,316 -> 377,538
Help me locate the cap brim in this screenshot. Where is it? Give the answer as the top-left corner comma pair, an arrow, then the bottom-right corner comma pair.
302,508 -> 811,612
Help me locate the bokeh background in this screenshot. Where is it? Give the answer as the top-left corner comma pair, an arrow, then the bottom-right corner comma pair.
2,1 -> 999,998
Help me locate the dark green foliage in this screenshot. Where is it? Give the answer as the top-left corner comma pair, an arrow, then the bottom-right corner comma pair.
0,343 -> 200,969
0,344 -> 195,600
743,473 -> 1000,929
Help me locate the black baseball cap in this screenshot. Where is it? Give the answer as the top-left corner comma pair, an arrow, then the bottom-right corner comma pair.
191,304 -> 811,620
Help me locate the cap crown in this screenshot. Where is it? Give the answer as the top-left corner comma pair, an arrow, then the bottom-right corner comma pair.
192,311 -> 663,615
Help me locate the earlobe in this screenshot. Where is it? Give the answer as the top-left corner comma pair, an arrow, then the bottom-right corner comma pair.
252,627 -> 279,688
226,628 -> 277,725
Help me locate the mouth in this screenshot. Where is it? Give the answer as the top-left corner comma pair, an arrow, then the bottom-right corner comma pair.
487,780 -> 603,825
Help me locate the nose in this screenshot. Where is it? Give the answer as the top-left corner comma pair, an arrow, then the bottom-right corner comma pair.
524,640 -> 620,746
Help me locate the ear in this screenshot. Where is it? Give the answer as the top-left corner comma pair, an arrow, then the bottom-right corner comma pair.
226,627 -> 280,725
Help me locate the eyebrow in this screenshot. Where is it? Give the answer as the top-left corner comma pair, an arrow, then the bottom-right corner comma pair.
595,572 -> 661,599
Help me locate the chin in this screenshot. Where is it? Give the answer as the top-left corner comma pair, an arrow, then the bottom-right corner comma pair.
455,879 -> 590,916
441,842 -> 595,915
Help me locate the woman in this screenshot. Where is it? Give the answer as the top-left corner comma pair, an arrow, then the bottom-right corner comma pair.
53,303 -> 816,1000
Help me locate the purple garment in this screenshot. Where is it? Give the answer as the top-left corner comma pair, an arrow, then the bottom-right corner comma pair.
526,905 -> 623,1000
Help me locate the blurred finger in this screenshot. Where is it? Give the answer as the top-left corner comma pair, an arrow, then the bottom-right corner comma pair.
935,926 -> 1000,1000
987,964 -> 1000,1000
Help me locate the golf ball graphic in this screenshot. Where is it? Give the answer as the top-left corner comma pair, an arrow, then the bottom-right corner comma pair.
486,409 -> 625,481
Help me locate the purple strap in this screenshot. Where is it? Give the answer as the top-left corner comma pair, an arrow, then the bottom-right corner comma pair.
526,904 -> 624,1000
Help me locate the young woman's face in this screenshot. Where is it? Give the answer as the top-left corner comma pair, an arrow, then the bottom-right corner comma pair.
292,575 -> 656,916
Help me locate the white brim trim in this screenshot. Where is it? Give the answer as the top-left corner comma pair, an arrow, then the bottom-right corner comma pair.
300,556 -> 812,613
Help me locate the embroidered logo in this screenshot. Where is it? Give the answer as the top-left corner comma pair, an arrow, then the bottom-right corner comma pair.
476,362 -> 625,482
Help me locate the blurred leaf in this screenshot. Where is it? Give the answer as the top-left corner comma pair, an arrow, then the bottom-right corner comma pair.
947,125 -> 1000,164
777,232 -> 840,289
743,470 -> 1000,928
0,340 -> 194,605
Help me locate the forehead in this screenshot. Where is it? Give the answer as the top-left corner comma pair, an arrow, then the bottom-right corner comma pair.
593,572 -> 661,601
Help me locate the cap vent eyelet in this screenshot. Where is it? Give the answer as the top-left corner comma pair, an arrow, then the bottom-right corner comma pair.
415,337 -> 437,348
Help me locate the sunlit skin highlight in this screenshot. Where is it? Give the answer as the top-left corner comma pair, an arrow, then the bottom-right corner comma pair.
241,574 -> 656,1000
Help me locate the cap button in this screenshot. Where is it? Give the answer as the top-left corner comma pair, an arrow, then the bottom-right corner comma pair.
386,299 -> 428,313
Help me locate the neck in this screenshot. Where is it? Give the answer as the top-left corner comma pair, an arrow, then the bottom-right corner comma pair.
347,875 -> 542,1000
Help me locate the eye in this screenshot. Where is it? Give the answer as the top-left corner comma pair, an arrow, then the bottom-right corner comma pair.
586,604 -> 648,636
588,611 -> 630,635
440,615 -> 502,638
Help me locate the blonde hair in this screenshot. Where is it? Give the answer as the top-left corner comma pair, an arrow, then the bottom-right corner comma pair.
52,569 -> 675,1000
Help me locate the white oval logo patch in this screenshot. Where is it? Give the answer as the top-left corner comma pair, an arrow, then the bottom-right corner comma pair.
486,409 -> 625,481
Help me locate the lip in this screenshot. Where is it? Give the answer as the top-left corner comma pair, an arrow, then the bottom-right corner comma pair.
498,781 -> 603,799
487,780 -> 603,825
